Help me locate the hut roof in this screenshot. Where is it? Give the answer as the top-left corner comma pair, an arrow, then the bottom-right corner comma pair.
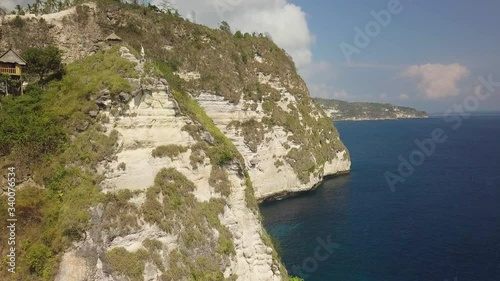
0,49 -> 27,66
106,32 -> 122,42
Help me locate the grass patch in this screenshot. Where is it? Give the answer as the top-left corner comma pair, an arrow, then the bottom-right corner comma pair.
228,119 -> 265,153
0,47 -> 134,280
141,168 -> 235,279
107,247 -> 148,281
143,238 -> 165,271
274,159 -> 284,169
209,166 -> 231,197
151,144 -> 188,159
102,190 -> 140,238
239,119 -> 265,152
189,141 -> 208,169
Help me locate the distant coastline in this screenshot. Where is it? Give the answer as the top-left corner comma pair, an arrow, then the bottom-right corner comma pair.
314,98 -> 428,121
333,116 -> 429,122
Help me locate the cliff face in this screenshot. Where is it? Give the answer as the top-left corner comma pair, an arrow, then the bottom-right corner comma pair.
0,2 -> 350,280
55,47 -> 283,281
1,1 -> 351,199
314,98 -> 428,121
194,90 -> 350,200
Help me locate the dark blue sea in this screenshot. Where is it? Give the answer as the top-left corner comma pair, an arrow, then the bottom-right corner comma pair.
260,116 -> 500,281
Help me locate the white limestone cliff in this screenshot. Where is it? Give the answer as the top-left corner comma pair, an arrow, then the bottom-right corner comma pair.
194,91 -> 351,201
54,48 -> 282,281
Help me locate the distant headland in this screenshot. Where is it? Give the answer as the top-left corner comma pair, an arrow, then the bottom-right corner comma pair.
314,98 -> 428,121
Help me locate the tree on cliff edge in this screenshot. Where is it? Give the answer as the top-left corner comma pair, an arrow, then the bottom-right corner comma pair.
23,45 -> 63,84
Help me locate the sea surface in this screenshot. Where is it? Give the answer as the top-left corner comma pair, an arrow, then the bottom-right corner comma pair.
260,116 -> 500,281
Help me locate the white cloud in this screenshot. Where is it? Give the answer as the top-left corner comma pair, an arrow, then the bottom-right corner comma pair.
155,0 -> 314,68
401,63 -> 469,99
398,94 -> 409,100
379,93 -> 387,100
308,84 -> 349,100
301,60 -> 337,82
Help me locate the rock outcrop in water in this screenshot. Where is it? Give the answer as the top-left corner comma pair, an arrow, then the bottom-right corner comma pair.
0,2 -> 350,280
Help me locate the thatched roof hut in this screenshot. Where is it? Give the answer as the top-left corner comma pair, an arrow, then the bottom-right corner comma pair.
0,49 -> 27,66
0,49 -> 26,76
105,32 -> 122,42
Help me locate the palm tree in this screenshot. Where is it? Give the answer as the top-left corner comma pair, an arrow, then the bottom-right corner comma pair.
62,0 -> 72,10
33,0 -> 42,15
43,0 -> 59,14
15,5 -> 24,15
56,0 -> 63,12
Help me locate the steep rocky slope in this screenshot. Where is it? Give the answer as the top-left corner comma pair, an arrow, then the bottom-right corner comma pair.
0,1 -> 350,280
54,47 -> 283,281
314,98 -> 428,121
1,1 -> 351,199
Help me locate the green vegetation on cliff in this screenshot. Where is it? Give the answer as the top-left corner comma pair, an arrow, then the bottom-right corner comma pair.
151,144 -> 188,159
0,47 -> 133,280
0,43 -> 245,281
141,168 -> 236,280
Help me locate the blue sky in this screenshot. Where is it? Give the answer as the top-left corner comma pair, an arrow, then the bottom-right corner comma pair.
290,0 -> 500,112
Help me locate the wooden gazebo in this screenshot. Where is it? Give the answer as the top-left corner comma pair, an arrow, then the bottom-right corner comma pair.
0,49 -> 26,77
